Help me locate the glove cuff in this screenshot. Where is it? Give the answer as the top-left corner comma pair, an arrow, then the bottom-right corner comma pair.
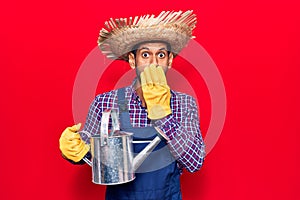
148,104 -> 172,120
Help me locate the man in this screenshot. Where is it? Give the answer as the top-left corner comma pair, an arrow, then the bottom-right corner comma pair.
59,10 -> 205,200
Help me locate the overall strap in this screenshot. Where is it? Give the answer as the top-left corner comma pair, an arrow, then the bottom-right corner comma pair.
117,87 -> 132,129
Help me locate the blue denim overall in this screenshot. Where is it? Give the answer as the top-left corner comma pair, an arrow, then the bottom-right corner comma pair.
105,88 -> 182,200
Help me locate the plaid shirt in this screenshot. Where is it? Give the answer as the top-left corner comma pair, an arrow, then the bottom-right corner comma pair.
80,83 -> 205,173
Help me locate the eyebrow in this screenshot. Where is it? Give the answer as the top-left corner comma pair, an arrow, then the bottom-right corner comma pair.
139,47 -> 168,51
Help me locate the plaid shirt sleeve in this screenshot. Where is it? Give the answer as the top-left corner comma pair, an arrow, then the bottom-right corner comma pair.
153,93 -> 205,173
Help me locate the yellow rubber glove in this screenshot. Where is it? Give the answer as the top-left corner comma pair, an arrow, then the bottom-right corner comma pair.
140,64 -> 172,120
59,123 -> 90,162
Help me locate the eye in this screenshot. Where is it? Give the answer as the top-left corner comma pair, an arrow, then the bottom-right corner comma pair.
158,52 -> 166,58
142,52 -> 150,58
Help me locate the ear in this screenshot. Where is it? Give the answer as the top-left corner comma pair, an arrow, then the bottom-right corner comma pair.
128,53 -> 136,69
168,53 -> 174,69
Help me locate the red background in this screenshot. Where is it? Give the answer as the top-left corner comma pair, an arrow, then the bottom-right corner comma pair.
1,0 -> 300,199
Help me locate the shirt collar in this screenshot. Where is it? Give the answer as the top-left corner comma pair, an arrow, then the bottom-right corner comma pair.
128,78 -> 140,102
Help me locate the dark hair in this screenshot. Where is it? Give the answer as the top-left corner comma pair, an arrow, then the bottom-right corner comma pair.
131,41 -> 172,57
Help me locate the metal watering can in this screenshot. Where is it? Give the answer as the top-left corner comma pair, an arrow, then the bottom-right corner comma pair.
83,109 -> 168,185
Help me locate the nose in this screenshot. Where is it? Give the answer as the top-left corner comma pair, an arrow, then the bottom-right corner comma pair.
150,56 -> 158,66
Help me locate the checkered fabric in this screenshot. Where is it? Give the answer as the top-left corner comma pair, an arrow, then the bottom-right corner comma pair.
80,83 -> 205,173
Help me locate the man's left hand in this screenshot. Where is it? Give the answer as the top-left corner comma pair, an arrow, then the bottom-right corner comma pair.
140,64 -> 172,120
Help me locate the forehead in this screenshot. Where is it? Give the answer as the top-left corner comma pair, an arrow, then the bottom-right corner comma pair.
135,42 -> 168,50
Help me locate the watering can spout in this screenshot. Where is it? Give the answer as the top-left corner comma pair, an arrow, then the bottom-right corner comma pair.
132,126 -> 170,171
132,135 -> 161,171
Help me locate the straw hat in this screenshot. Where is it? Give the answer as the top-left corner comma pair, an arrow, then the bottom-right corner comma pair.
97,10 -> 197,61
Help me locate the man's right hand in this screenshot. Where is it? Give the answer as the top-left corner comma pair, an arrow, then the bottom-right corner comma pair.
59,123 -> 90,162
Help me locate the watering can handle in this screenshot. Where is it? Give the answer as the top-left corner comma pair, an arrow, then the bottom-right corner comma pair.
83,156 -> 92,167
82,109 -> 120,166
100,109 -> 120,146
